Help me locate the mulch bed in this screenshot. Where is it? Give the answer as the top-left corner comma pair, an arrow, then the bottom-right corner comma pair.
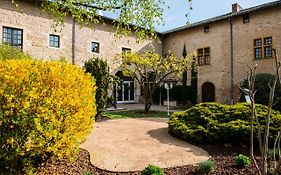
36,145 -> 261,175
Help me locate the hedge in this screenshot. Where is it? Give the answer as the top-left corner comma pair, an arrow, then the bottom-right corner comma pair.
168,103 -> 281,145
0,59 -> 96,174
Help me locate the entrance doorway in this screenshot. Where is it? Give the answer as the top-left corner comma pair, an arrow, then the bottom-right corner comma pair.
202,82 -> 215,102
115,71 -> 135,103
117,81 -> 135,103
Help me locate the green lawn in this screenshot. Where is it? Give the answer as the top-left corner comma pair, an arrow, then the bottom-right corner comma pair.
105,110 -> 170,119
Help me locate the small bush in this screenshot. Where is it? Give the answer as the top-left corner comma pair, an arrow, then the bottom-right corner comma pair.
84,58 -> 110,117
0,44 -> 31,60
234,154 -> 251,167
141,164 -> 164,175
0,59 -> 96,174
198,160 -> 215,174
240,73 -> 281,111
169,103 -> 281,145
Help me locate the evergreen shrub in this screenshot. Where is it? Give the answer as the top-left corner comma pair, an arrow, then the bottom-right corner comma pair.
169,103 -> 281,145
84,58 -> 110,117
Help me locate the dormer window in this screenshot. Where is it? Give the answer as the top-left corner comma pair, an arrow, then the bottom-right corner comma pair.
204,26 -> 209,33
243,14 -> 250,23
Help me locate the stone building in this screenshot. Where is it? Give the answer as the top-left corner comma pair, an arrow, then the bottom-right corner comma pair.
0,0 -> 281,104
0,0 -> 162,103
163,1 -> 281,104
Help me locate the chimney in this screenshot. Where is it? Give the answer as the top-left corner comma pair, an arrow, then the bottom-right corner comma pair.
232,3 -> 243,13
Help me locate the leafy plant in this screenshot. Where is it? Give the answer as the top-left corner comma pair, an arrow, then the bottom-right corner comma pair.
0,44 -> 31,60
0,59 -> 96,174
80,172 -> 93,175
198,160 -> 215,174
234,154 -> 251,167
169,102 -> 281,145
118,50 -> 193,112
141,165 -> 164,175
84,58 -> 110,118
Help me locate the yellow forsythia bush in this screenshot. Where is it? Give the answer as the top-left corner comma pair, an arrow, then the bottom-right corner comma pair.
0,59 -> 96,173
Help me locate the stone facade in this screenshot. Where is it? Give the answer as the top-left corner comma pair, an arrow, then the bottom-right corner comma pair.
163,3 -> 281,104
0,0 -> 162,103
0,0 -> 281,104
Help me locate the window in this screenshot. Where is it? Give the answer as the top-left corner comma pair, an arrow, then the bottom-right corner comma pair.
197,47 -> 210,65
243,14 -> 250,23
49,34 -> 60,48
3,27 -> 23,49
254,37 -> 273,59
92,42 -> 100,53
204,26 -> 209,33
264,37 -> 273,58
204,48 -> 210,65
197,49 -> 204,65
254,39 -> 262,60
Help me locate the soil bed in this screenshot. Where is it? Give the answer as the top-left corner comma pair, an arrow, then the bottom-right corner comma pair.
37,145 -> 260,175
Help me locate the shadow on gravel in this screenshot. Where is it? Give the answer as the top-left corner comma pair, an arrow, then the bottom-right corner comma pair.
147,127 -> 209,157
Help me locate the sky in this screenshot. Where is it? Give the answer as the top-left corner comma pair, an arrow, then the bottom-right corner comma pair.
158,0 -> 277,32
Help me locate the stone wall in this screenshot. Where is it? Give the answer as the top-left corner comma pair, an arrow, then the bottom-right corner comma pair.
0,0 -> 162,103
163,6 -> 281,103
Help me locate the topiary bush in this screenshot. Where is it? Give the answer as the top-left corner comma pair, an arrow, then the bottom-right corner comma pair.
0,44 -> 31,60
198,159 -> 215,174
169,102 -> 281,145
84,58 -> 110,118
0,59 -> 96,174
240,73 -> 281,111
141,165 -> 164,175
234,154 -> 251,167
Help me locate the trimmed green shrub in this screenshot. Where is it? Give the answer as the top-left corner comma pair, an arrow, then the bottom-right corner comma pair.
141,165 -> 164,175
169,102 -> 281,145
240,73 -> 281,111
84,58 -> 110,117
198,160 -> 215,174
234,154 -> 251,167
0,44 -> 31,60
0,59 -> 96,174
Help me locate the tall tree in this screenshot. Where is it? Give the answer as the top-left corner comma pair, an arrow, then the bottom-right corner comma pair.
117,50 -> 192,112
12,0 -> 192,40
182,43 -> 188,105
190,56 -> 197,105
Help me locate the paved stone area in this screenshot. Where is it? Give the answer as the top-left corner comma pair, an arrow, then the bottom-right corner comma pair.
81,118 -> 209,172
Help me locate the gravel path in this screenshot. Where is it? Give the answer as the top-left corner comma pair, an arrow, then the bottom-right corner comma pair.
80,118 -> 209,172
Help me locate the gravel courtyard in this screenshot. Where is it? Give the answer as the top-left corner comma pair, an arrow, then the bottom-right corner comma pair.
81,118 -> 209,172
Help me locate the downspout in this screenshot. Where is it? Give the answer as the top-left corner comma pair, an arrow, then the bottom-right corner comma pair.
72,18 -> 76,64
229,17 -> 234,104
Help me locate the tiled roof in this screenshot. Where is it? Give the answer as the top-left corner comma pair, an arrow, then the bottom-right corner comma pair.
162,0 -> 281,35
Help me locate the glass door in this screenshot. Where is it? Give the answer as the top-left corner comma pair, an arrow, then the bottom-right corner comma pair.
117,81 -> 135,103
